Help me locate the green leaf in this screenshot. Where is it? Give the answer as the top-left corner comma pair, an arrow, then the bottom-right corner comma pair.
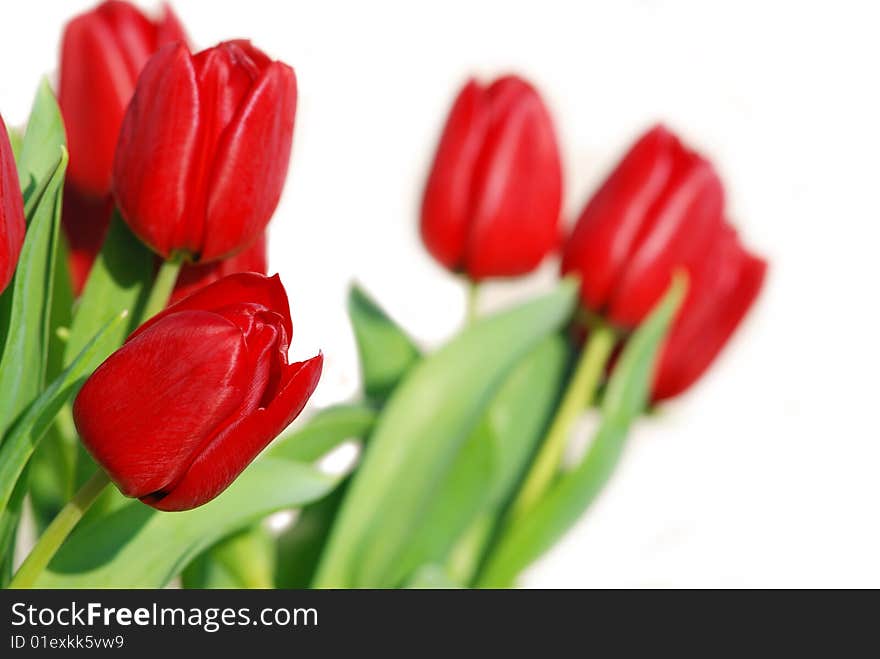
0,150 -> 66,440
35,458 -> 337,588
6,126 -> 23,160
406,564 -> 461,589
0,311 -> 129,514
476,275 -> 687,587
182,526 -> 276,589
0,474 -> 29,586
27,236 -> 77,529
0,82 -> 66,438
63,212 -> 154,367
390,335 -> 569,585
394,334 -> 569,584
16,79 -> 66,214
313,280 -> 578,587
268,403 -> 376,463
277,485 -> 348,589
348,284 -> 420,401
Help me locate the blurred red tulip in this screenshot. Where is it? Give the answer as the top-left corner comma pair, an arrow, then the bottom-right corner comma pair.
562,124 -> 766,400
113,40 -> 297,262
74,273 -> 322,511
169,233 -> 268,305
59,0 -> 187,198
653,225 -> 766,401
561,124 -> 724,328
0,114 -> 25,296
421,75 -> 563,280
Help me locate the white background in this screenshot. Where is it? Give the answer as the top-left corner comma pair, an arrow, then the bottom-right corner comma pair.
2,0 -> 878,587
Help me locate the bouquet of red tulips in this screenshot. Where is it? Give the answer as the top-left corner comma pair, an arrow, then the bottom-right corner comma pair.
0,2 -> 766,589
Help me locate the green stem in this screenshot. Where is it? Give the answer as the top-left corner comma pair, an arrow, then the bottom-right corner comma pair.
465,279 -> 479,326
142,253 -> 184,319
507,322 -> 616,521
8,470 -> 109,589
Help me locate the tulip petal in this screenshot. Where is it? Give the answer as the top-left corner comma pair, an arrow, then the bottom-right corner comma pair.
132,272 -> 291,342
561,125 -> 677,314
156,3 -> 189,46
0,117 -> 25,294
653,230 -> 767,400
201,62 -> 297,261
608,145 -> 724,326
420,79 -> 489,271
465,77 -> 563,278
149,353 -> 323,511
112,43 -> 200,257
175,43 -> 264,253
74,310 -> 252,498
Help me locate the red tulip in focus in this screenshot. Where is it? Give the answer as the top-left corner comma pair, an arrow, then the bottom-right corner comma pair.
169,233 -> 268,305
652,225 -> 766,400
561,124 -> 724,328
113,40 -> 297,262
421,75 -> 563,280
59,0 -> 187,198
73,273 -> 322,511
562,124 -> 766,400
0,114 -> 25,296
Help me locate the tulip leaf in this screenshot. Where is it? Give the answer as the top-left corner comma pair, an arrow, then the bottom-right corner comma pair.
35,458 -> 337,588
348,284 -> 420,401
15,79 -> 66,215
476,275 -> 687,587
27,236 -> 78,529
63,212 -> 154,367
0,150 -> 66,440
0,474 -> 29,586
313,280 -> 578,588
6,126 -> 23,160
277,485 -> 349,589
0,81 -> 66,439
390,334 -> 569,585
269,403 -> 377,463
0,310 -> 129,515
406,564 -> 462,589
182,526 -> 277,589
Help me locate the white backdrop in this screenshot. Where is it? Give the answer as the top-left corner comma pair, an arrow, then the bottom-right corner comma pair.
2,0 -> 878,587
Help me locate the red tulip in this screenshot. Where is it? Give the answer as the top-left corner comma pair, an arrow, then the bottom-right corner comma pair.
653,225 -> 766,400
561,124 -> 724,328
169,233 -> 268,305
113,40 -> 297,262
59,0 -> 187,198
0,114 -> 25,295
421,75 -> 563,280
73,273 -> 322,511
61,185 -> 114,295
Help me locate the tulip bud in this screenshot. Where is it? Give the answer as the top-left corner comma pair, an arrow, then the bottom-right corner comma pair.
0,114 -> 25,296
421,76 -> 563,280
59,0 -> 188,198
113,40 -> 297,263
653,225 -> 766,400
561,124 -> 724,328
73,273 -> 322,511
169,233 -> 268,305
